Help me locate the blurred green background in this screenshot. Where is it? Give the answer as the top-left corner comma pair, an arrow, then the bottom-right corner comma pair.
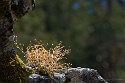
14,0 -> 125,83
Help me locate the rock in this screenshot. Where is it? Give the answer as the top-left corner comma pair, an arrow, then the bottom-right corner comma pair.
27,74 -> 53,83
0,0 -> 35,82
52,73 -> 66,83
27,68 -> 108,83
65,68 -> 108,83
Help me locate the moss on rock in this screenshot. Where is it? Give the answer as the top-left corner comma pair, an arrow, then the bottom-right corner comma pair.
0,55 -> 31,83
38,67 -> 54,77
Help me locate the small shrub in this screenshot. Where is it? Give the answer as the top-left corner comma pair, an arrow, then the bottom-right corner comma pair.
15,40 -> 71,76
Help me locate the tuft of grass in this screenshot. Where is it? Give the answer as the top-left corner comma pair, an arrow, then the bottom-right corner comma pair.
15,40 -> 71,76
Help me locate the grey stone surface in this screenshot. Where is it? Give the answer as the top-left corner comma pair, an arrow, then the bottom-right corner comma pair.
65,67 -> 108,83
10,0 -> 35,22
27,68 -> 108,83
27,74 -> 53,83
53,73 -> 66,83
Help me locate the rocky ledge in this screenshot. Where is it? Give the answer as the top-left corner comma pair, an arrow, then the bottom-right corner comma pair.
27,67 -> 108,83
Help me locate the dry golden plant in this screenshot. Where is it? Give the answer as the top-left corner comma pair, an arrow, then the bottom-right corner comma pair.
15,39 -> 71,75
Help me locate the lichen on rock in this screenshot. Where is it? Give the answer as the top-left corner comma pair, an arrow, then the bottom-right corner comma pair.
0,55 -> 31,83
0,0 -> 35,83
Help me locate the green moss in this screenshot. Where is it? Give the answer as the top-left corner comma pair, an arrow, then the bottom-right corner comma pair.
0,55 -> 32,83
38,67 -> 54,77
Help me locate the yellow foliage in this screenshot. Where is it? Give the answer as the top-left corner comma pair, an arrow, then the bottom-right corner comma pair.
15,40 -> 71,76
